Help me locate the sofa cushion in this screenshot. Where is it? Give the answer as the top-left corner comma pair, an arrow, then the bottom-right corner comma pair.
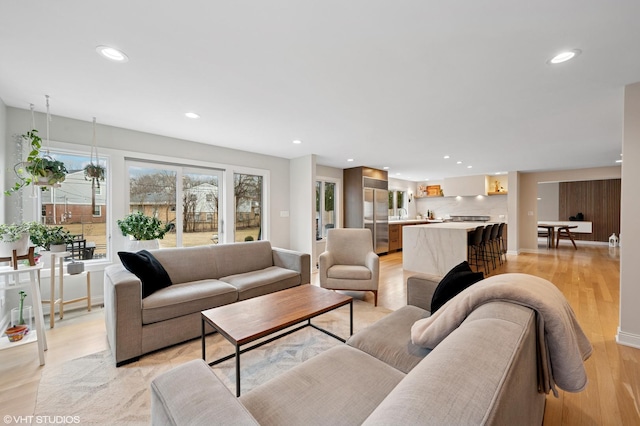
327,265 -> 372,280
118,250 -> 172,298
213,240 -> 274,278
150,245 -> 219,284
431,262 -> 483,312
142,279 -> 238,324
363,303 -> 540,426
221,266 -> 301,301
240,345 -> 405,426
151,359 -> 259,425
347,305 -> 431,373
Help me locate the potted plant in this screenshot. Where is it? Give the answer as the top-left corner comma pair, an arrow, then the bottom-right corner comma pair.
0,223 -> 31,258
4,130 -> 68,195
84,163 -> 106,213
28,224 -> 73,252
84,163 -> 106,185
117,212 -> 171,251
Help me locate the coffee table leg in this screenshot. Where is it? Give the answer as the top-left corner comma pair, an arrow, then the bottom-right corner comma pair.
201,318 -> 206,361
235,344 -> 241,397
350,300 -> 353,336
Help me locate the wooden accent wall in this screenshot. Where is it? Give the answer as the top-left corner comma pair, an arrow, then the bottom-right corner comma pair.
559,179 -> 621,242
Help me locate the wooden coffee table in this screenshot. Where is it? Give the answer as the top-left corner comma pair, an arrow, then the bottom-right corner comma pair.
201,284 -> 353,396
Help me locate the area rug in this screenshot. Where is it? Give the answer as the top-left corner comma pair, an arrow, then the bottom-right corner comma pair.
34,300 -> 391,425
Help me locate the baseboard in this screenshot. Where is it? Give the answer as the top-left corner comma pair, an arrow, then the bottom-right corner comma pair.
616,328 -> 640,349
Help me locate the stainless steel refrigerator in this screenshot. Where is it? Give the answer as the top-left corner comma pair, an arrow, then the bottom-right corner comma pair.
364,187 -> 389,254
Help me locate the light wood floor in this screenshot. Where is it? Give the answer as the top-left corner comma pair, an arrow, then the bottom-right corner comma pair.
1,244 -> 638,425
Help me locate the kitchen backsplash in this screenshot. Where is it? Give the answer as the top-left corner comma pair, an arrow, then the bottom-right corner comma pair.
416,194 -> 508,222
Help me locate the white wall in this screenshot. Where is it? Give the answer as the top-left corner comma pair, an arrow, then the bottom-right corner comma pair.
0,96 -> 6,225
0,97 -> 6,331
290,155 -> 316,265
618,82 -> 640,348
537,182 -> 559,221
415,194 -> 508,223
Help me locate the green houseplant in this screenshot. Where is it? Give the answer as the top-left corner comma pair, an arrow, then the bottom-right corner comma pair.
5,130 -> 68,195
0,223 -> 31,259
118,212 -> 171,241
0,223 -> 31,243
28,224 -> 73,251
84,163 -> 106,186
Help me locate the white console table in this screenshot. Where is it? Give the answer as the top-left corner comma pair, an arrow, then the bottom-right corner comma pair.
0,263 -> 47,365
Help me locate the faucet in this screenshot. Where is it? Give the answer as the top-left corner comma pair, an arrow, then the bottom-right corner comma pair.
398,208 -> 407,219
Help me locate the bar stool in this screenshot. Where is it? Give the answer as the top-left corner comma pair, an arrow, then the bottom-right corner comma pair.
489,223 -> 502,265
481,224 -> 495,271
496,223 -> 507,263
467,226 -> 487,274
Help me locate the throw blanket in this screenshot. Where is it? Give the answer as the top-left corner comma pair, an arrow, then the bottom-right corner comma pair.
411,273 -> 592,396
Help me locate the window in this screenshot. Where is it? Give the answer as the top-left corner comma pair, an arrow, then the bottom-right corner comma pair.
126,161 -> 222,248
234,173 -> 262,242
128,164 -> 178,248
316,180 -> 336,240
388,190 -> 407,218
37,152 -> 109,260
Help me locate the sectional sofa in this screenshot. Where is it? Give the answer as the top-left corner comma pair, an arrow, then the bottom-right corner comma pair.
150,274 -> 548,425
104,240 -> 310,366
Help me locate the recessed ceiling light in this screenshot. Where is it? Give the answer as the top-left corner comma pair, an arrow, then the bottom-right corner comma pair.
616,160 -> 622,163
548,49 -> 581,64
383,166 -> 389,170
96,45 -> 129,62
347,158 -> 354,162
443,155 -> 450,159
184,112 -> 200,119
467,165 -> 473,169
424,178 -> 429,181
457,161 -> 462,164
292,139 -> 302,144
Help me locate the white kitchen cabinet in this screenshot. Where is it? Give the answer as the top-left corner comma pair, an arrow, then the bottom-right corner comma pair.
442,175 -> 490,196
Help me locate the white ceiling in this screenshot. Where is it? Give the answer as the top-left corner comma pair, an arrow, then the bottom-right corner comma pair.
1,1 -> 638,181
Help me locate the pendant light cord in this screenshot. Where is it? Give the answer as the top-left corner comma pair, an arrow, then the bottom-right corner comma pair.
91,117 -> 99,165
45,95 -> 51,155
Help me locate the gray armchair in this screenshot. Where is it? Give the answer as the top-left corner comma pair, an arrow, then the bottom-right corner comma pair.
319,228 -> 379,306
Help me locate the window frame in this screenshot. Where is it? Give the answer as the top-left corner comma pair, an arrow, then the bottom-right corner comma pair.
315,176 -> 341,240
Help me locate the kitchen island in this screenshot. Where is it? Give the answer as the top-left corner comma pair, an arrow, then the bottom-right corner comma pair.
402,222 -> 484,276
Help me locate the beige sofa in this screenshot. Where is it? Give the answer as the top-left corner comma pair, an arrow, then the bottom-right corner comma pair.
104,241 -> 310,366
150,274 -> 546,425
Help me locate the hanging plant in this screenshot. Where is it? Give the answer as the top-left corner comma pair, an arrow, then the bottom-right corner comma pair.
85,117 -> 105,212
4,99 -> 68,196
84,163 -> 106,186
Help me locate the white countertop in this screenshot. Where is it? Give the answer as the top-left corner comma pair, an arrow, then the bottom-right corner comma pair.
404,221 -> 492,231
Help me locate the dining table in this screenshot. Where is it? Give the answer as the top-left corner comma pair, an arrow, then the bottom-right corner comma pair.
538,224 -> 578,249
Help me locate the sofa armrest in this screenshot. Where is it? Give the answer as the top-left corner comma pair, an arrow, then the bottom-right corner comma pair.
104,264 -> 144,365
151,359 -> 259,426
318,251 -> 333,282
366,251 -> 380,282
406,274 -> 441,311
272,247 -> 311,284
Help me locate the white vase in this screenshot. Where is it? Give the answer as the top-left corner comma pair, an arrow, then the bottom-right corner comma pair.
49,244 -> 67,253
0,233 -> 30,258
124,239 -> 159,252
